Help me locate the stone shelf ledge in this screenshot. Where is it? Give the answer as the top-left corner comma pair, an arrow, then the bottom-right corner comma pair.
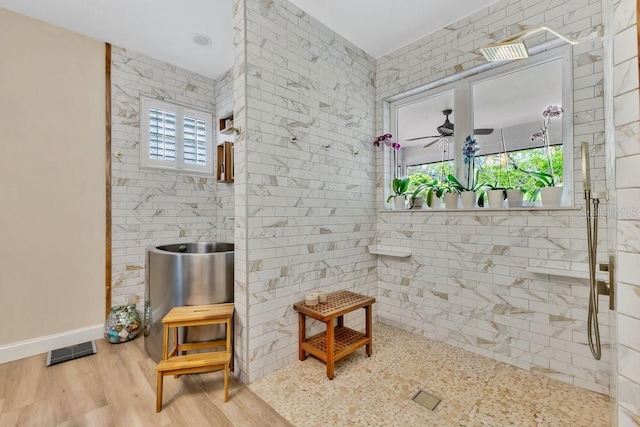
525,266 -> 608,282
368,245 -> 411,258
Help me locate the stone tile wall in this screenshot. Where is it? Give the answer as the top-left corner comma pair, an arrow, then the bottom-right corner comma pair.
110,47 -> 218,308
611,0 -> 640,422
215,68 -> 236,244
374,0 -> 612,394
232,0 -> 250,383
235,0 -> 378,382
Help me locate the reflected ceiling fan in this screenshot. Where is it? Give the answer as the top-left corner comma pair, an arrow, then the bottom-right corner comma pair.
405,109 -> 494,148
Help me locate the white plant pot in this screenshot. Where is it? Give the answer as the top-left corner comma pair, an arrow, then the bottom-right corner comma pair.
393,195 -> 406,210
540,186 -> 563,207
487,189 -> 505,209
444,192 -> 459,209
461,191 -> 476,209
506,189 -> 523,208
429,193 -> 441,209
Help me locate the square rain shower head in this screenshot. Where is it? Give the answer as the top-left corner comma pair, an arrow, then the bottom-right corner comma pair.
480,40 -> 529,61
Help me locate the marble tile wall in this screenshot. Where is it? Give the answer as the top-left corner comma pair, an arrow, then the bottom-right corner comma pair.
232,0 -> 250,383
215,68 -> 235,244
611,0 -> 640,423
110,47 -> 218,308
374,0 -> 612,394
236,0 -> 378,382
377,209 -> 612,394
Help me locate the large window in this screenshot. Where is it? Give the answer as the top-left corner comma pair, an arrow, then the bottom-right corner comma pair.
392,46 -> 572,202
140,97 -> 213,174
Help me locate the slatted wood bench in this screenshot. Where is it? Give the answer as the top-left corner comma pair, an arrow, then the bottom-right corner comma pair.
156,303 -> 234,412
294,290 -> 375,379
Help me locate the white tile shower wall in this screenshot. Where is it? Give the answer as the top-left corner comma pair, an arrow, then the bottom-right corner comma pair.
602,0 -> 618,422
215,68 -> 236,244
232,0 -> 250,383
239,0 -> 377,382
375,0 -> 612,394
377,209 -> 611,394
110,46 -> 217,308
612,0 -> 640,422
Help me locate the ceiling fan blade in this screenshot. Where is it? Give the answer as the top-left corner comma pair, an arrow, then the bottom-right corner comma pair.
473,128 -> 494,135
423,138 -> 448,149
405,135 -> 441,141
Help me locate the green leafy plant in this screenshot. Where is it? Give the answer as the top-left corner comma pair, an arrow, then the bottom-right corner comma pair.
509,162 -> 559,202
447,172 -> 484,193
412,179 -> 450,207
527,170 -> 559,202
386,177 -> 410,203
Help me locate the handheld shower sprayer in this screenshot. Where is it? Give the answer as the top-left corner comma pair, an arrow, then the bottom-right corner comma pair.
581,142 -> 601,360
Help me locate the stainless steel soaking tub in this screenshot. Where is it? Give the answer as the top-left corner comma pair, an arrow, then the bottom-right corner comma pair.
144,242 -> 234,362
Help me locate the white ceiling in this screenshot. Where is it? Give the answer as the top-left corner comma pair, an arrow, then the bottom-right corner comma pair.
0,0 -> 232,78
287,0 -> 499,58
0,0 -> 498,79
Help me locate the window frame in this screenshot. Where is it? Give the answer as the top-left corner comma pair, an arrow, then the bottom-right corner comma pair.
389,45 -> 574,205
140,97 -> 213,174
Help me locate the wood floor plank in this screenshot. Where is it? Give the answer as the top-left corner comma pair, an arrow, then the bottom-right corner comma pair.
189,372 -> 292,427
56,406 -> 114,427
0,398 -> 53,427
0,337 -> 289,426
1,354 -> 52,414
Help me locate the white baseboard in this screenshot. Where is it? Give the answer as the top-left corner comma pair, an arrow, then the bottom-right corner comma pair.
0,324 -> 104,364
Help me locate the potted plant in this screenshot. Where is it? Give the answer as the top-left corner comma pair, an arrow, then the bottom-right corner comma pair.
412,179 -> 447,209
408,186 -> 426,209
481,182 -> 508,209
386,177 -> 410,210
506,186 -> 525,208
529,105 -> 563,206
457,135 -> 483,208
510,160 -> 562,207
447,172 -> 484,209
528,170 -> 562,207
443,181 -> 460,209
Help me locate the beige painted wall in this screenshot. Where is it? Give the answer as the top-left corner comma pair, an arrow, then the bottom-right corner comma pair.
0,8 -> 105,345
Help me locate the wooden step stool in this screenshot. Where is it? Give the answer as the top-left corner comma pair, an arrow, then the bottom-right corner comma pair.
156,303 -> 234,412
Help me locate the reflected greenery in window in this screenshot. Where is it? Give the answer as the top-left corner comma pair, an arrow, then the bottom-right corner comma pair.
406,146 -> 562,201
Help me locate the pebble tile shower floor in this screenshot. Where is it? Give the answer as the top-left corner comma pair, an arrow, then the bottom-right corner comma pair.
249,323 -> 610,426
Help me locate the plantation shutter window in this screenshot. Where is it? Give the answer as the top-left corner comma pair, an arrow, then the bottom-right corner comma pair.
149,109 -> 177,162
140,97 -> 212,174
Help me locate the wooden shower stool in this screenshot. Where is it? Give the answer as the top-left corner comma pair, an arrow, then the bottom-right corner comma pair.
155,303 -> 234,412
294,290 -> 375,379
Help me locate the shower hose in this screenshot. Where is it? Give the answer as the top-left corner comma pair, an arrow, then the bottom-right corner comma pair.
585,189 -> 601,360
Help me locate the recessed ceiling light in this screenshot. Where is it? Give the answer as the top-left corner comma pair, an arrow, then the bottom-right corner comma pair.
191,33 -> 212,46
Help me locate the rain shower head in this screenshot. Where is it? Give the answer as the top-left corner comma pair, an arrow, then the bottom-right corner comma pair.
480,25 -> 578,62
480,40 -> 529,61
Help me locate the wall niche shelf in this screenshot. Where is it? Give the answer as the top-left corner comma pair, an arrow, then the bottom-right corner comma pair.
525,266 -> 607,282
216,141 -> 234,183
218,113 -> 240,135
368,245 -> 411,258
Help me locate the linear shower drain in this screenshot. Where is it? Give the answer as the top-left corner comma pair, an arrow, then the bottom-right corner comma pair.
412,390 -> 441,410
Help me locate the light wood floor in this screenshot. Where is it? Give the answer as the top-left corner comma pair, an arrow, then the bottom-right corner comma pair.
0,338 -> 292,427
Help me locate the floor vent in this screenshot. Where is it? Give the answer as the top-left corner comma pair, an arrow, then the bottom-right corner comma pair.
46,341 -> 97,366
412,390 -> 441,411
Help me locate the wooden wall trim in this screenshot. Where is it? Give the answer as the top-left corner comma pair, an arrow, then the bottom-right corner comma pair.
105,43 -> 112,317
